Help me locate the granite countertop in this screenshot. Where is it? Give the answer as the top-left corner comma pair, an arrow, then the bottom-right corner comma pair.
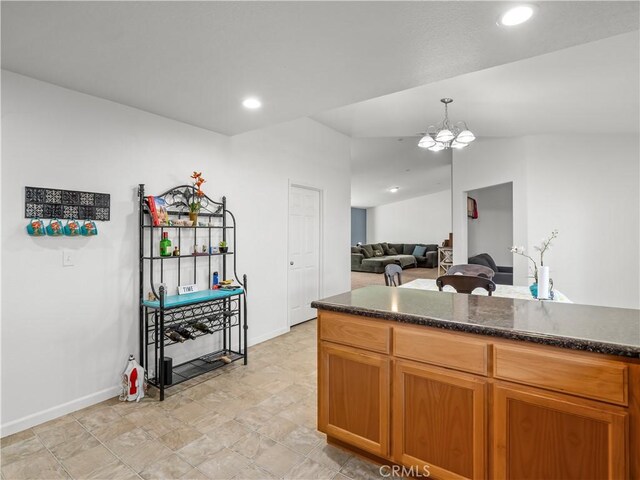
311,286 -> 640,358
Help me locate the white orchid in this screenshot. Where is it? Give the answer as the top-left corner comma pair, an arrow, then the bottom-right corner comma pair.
509,230 -> 558,283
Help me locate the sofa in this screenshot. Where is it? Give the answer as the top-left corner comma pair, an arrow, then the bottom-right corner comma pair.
468,253 -> 513,285
351,242 -> 439,273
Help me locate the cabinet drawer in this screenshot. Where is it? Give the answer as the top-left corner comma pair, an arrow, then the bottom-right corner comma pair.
394,327 -> 489,376
493,345 -> 628,406
320,312 -> 390,354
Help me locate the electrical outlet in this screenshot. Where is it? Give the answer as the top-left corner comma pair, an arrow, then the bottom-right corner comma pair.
62,250 -> 74,267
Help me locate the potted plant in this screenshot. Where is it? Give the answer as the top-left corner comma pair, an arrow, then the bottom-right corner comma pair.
219,241 -> 228,253
189,171 -> 206,223
510,229 -> 558,298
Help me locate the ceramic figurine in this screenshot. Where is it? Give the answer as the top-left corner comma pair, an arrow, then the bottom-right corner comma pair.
119,355 -> 145,402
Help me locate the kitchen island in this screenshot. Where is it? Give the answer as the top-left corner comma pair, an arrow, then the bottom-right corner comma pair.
311,286 -> 640,480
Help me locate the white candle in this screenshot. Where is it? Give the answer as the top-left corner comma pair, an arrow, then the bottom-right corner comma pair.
538,266 -> 550,300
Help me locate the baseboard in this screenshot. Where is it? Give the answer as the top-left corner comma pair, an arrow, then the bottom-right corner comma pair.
248,326 -> 290,347
1,385 -> 121,438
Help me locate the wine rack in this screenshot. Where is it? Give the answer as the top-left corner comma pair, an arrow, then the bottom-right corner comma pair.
138,184 -> 248,401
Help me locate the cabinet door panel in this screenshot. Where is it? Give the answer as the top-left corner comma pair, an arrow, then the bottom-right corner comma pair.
319,342 -> 390,457
393,360 -> 486,479
493,383 -> 627,480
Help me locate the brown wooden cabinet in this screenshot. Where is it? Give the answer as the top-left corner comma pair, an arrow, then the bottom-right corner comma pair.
318,341 -> 390,457
316,311 -> 639,479
393,360 -> 486,479
492,382 -> 628,480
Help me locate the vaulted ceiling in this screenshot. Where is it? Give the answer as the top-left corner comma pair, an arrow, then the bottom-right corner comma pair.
3,1 -> 638,136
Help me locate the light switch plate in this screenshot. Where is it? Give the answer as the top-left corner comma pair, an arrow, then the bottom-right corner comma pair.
62,250 -> 74,267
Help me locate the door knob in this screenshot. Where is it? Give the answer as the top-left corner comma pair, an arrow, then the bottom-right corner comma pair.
290,261 -> 294,265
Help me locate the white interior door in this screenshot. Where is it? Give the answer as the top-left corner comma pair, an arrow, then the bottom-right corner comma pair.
288,185 -> 320,326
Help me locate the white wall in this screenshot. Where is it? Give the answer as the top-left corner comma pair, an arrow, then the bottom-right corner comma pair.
467,182 -> 513,266
366,189 -> 451,245
453,134 -> 639,309
1,71 -> 351,435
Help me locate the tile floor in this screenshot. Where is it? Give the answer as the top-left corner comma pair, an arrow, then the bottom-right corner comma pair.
1,320 -> 383,480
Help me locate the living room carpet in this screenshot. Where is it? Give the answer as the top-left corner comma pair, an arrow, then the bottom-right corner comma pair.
351,267 -> 439,290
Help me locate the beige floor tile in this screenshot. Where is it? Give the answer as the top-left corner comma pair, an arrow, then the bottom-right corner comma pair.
252,442 -> 305,478
284,457 -> 336,480
234,406 -> 273,431
139,453 -> 194,480
50,430 -> 101,461
172,402 -> 212,425
1,450 -> 69,480
106,428 -> 152,456
307,444 -> 353,472
190,412 -> 233,436
339,456 -> 384,480
92,416 -> 138,443
176,435 -> 224,467
0,436 -> 45,466
196,448 -> 249,480
119,440 -> 173,473
256,416 -> 298,442
32,416 -> 76,435
279,424 -> 323,456
230,462 -> 277,480
62,444 -> 119,479
142,415 -> 184,439
76,406 -> 122,432
36,420 -> 87,449
0,430 -> 36,449
256,393 -> 296,416
159,426 -> 203,451
229,432 -> 276,460
179,467 -> 209,480
204,420 -> 252,449
86,461 -> 140,480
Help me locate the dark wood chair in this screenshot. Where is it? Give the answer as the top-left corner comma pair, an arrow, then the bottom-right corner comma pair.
384,264 -> 403,287
436,274 -> 496,295
447,264 -> 495,279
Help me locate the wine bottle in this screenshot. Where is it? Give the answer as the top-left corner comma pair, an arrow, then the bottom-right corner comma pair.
191,321 -> 213,334
164,329 -> 186,343
174,326 -> 195,340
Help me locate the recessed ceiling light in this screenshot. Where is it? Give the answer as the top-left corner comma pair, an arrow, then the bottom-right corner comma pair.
389,187 -> 399,193
498,5 -> 535,26
242,97 -> 262,109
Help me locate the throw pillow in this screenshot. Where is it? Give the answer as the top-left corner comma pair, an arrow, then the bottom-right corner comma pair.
372,243 -> 384,255
373,250 -> 384,257
351,246 -> 361,254
412,246 -> 427,257
361,244 -> 374,258
387,247 -> 398,255
381,242 -> 392,255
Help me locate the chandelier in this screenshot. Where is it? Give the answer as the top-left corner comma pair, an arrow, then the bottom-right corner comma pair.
418,98 -> 475,151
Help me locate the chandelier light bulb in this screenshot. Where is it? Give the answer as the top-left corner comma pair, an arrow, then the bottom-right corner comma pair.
435,129 -> 454,143
457,130 -> 476,143
418,98 -> 474,151
418,134 -> 436,149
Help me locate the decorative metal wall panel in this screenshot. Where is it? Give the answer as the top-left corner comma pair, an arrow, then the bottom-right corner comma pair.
25,186 -> 110,220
